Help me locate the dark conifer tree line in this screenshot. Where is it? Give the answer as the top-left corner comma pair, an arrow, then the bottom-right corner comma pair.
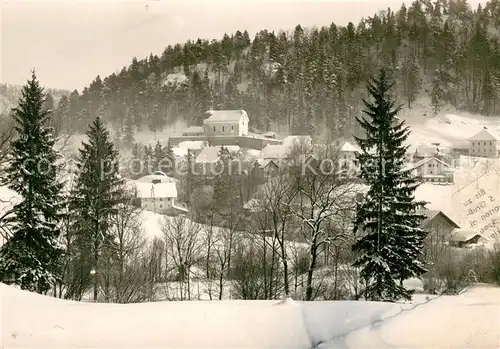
49,0 -> 500,140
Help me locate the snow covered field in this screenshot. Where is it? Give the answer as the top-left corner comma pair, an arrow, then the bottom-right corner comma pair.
406,110 -> 500,152
1,282 -> 499,348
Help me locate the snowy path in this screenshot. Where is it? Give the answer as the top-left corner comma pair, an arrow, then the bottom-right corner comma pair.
336,285 -> 500,349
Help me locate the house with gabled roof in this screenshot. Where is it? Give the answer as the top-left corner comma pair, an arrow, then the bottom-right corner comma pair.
251,158 -> 279,180
403,156 -> 454,184
469,126 -> 499,158
203,109 -> 249,137
419,209 -> 461,259
132,175 -> 187,215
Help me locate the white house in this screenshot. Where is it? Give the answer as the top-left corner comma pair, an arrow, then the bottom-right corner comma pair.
134,174 -> 186,215
203,110 -> 249,137
338,141 -> 360,168
469,126 -> 499,158
403,157 -> 453,183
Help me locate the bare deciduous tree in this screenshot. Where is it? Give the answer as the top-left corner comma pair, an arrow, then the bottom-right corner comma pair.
0,116 -> 14,167
248,170 -> 298,297
288,152 -> 357,301
105,196 -> 146,303
162,215 -> 202,300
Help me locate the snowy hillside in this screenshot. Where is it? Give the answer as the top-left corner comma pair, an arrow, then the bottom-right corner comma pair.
406,108 -> 500,152
1,282 -> 499,348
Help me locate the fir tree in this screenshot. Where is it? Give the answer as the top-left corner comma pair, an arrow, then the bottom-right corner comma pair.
142,144 -> 153,176
70,116 -> 124,301
123,114 -> 135,147
352,69 -> 427,302
401,53 -> 423,108
130,143 -> 143,179
163,142 -> 175,176
182,149 -> 196,206
430,69 -> 443,116
153,140 -> 165,172
0,71 -> 64,293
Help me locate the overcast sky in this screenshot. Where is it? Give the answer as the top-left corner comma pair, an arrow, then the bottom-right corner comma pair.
0,0 -> 483,92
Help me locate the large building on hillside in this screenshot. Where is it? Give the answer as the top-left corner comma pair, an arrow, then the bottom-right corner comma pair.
468,126 -> 499,158
203,110 -> 249,137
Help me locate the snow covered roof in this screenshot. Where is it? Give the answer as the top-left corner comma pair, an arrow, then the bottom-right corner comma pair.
261,145 -> 288,160
420,210 -> 460,229
450,229 -> 484,243
195,146 -> 223,164
246,149 -> 262,160
340,141 -> 361,153
178,141 -> 206,150
136,174 -> 176,184
135,181 -> 177,199
203,110 -> 247,123
172,147 -> 188,157
254,159 -> 279,169
403,157 -> 450,172
469,127 -> 498,141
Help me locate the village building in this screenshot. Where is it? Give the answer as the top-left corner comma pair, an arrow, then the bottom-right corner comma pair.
135,173 -> 177,184
469,126 -> 499,158
338,141 -> 360,171
261,144 -> 289,162
194,145 -> 242,176
420,209 -> 460,237
419,209 -> 461,259
251,159 -> 279,180
172,140 -> 207,159
403,157 -> 454,183
203,110 -> 249,137
133,178 -> 187,215
412,143 -> 451,162
132,174 -> 186,215
448,230 -> 486,248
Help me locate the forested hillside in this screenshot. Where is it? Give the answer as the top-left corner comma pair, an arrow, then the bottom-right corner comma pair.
51,0 -> 500,142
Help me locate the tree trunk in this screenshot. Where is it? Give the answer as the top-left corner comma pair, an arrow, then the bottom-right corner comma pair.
305,236 -> 319,301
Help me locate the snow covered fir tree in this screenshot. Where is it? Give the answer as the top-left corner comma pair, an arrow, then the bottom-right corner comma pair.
69,116 -> 124,301
0,71 -> 64,294
352,69 -> 428,302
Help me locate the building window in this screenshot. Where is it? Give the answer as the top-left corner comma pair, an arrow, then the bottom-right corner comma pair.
213,126 -> 216,132
222,126 -> 225,132
159,204 -> 163,208
231,125 -> 234,131
167,198 -> 171,202
159,198 -> 162,201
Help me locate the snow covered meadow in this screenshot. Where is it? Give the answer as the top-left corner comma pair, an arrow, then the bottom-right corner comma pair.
1,281 -> 500,348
